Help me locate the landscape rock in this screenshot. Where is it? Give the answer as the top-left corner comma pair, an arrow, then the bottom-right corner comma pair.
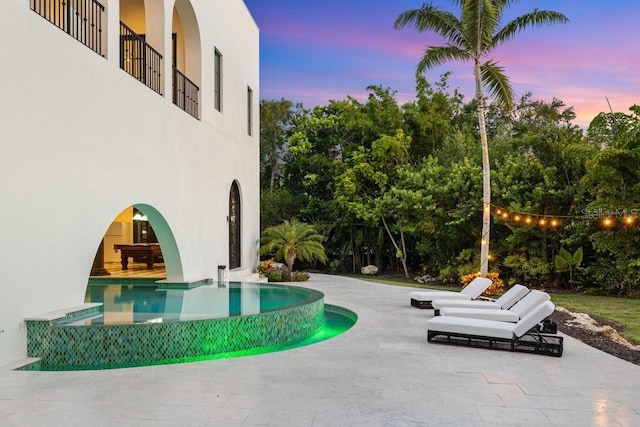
361,265 -> 379,275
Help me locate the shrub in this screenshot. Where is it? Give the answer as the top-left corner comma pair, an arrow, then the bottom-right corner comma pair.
290,271 -> 310,282
257,259 -> 273,274
265,269 -> 290,282
258,258 -> 310,282
460,272 -> 504,296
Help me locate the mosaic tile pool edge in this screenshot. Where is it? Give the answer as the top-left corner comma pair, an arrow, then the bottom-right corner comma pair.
26,299 -> 324,370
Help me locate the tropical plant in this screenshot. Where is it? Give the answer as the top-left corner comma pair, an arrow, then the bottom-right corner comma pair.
395,0 -> 568,275
554,247 -> 583,285
259,219 -> 328,279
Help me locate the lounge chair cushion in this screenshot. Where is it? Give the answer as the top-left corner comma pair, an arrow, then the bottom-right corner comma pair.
431,284 -> 528,310
410,291 -> 473,302
432,299 -> 501,310
427,314 -> 515,339
438,290 -> 550,322
508,290 -> 550,318
438,307 -> 519,322
493,284 -> 529,309
512,301 -> 555,337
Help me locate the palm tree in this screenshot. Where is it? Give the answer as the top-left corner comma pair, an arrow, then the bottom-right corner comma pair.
395,1 -> 568,275
259,219 -> 328,278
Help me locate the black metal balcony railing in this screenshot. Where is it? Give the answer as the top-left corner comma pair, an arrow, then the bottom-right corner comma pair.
173,67 -> 200,120
119,22 -> 163,95
30,0 -> 105,56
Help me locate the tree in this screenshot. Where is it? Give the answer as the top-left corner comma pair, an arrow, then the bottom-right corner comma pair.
259,219 -> 328,278
579,105 -> 640,294
260,98 -> 302,193
335,130 -> 414,278
395,1 -> 568,275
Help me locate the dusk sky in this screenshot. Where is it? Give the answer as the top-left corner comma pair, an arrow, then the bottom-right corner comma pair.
243,0 -> 639,128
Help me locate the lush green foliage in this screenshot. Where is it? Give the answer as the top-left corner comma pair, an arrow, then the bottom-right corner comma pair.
259,76 -> 640,295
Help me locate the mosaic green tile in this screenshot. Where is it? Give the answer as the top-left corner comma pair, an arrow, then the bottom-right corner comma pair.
26,295 -> 324,370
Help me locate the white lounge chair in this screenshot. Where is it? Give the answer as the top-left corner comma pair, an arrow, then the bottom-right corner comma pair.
432,284 -> 528,313
427,301 -> 563,356
438,290 -> 550,322
410,277 -> 492,309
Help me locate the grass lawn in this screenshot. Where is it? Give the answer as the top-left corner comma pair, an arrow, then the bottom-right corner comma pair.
346,273 -> 640,345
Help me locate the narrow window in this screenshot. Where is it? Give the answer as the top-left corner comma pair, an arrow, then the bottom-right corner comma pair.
214,48 -> 222,112
247,86 -> 253,136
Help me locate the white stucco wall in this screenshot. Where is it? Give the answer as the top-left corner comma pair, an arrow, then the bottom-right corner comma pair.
0,0 -> 260,366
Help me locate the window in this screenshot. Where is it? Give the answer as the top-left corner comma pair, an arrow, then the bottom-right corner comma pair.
214,48 -> 222,112
247,86 -> 253,136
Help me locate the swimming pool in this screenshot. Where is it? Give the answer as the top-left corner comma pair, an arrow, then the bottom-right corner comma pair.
23,281 -> 356,370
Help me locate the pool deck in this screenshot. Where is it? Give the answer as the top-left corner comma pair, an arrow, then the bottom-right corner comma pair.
1,273 -> 639,426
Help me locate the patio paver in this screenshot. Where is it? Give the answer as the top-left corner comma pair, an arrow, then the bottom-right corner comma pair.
1,274 -> 639,426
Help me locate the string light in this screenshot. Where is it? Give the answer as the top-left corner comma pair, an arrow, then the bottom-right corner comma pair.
602,217 -> 614,228
489,204 -> 639,231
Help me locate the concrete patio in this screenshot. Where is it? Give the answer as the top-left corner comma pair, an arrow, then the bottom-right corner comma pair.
1,274 -> 639,426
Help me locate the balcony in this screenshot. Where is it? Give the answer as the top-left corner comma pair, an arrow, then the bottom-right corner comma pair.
31,0 -> 200,120
173,67 -> 200,120
120,22 -> 163,95
30,0 -> 105,56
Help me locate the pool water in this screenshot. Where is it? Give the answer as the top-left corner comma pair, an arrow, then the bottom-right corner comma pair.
74,282 -> 321,325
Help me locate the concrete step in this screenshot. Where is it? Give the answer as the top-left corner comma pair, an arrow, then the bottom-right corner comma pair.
228,267 -> 267,283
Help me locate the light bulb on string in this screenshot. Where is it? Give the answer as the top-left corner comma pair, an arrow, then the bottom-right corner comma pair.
602,217 -> 614,228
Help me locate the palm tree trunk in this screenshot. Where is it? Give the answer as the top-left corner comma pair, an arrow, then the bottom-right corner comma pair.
286,250 -> 296,280
475,59 -> 491,277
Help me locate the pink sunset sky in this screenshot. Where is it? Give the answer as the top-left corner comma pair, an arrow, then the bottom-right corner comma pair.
244,0 -> 639,128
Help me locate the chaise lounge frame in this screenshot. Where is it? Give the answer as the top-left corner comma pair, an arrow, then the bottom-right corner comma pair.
427,328 -> 563,357
410,277 -> 492,309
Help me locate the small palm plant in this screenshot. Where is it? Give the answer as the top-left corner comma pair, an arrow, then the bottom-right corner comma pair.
259,219 -> 328,279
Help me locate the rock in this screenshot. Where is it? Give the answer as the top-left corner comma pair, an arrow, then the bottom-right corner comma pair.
361,265 -> 379,275
414,274 -> 435,283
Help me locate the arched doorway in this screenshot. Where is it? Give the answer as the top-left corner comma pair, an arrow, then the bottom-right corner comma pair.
229,181 -> 241,269
89,204 -> 184,281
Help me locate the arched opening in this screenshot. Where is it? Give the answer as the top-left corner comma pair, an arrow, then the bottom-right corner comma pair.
171,0 -> 201,119
229,181 -> 242,269
89,204 -> 183,281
